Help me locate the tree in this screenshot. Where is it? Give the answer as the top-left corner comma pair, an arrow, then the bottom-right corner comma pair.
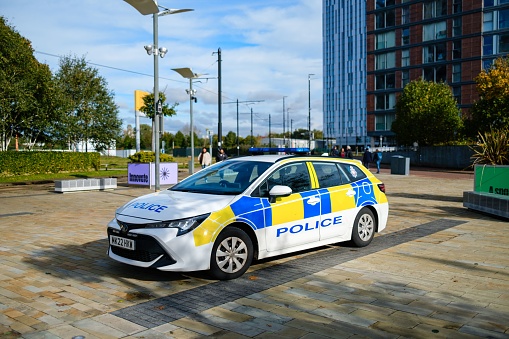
174,131 -> 187,148
466,57 -> 509,137
53,55 -> 122,152
138,92 -> 178,120
139,124 -> 152,150
224,131 -> 237,148
0,17 -> 56,150
392,78 -> 462,146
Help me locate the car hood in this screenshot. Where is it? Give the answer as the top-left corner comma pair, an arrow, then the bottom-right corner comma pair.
116,190 -> 236,222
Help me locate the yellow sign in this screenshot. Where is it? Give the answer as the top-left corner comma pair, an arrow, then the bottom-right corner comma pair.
134,90 -> 149,112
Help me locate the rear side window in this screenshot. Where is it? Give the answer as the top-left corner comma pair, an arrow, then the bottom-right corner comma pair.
339,163 -> 367,183
313,162 -> 346,188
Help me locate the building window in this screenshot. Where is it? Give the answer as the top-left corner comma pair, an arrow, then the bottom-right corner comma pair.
452,40 -> 461,59
375,94 -> 396,111
376,10 -> 396,29
402,6 -> 410,24
453,86 -> 461,104
453,0 -> 462,14
453,17 -> 462,37
423,0 -> 447,19
376,31 -> 395,49
483,35 -> 494,55
375,52 -> 396,70
402,70 -> 410,87
500,9 -> 509,29
375,114 -> 395,131
423,43 -> 446,63
501,33 -> 509,52
376,0 -> 395,8
423,21 -> 447,41
402,28 -> 410,45
375,73 -> 395,90
452,63 -> 462,83
484,12 -> 494,32
401,49 -> 410,67
423,66 -> 446,82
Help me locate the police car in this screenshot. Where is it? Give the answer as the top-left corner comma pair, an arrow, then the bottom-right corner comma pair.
107,150 -> 389,280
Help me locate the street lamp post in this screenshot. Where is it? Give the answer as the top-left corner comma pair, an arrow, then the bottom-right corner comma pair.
124,0 -> 192,191
308,73 -> 315,151
172,67 -> 202,174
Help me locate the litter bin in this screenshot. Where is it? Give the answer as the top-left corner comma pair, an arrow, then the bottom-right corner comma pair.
391,155 -> 410,175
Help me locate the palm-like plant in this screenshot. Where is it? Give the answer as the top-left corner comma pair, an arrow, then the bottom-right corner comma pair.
470,128 -> 509,166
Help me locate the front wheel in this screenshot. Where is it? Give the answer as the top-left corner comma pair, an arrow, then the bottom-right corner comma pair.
209,228 -> 253,280
351,208 -> 376,247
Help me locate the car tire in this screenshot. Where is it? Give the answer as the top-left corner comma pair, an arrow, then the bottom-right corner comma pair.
351,208 -> 376,247
209,228 -> 253,280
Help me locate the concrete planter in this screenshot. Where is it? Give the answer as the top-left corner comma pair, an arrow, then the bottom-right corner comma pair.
463,165 -> 509,219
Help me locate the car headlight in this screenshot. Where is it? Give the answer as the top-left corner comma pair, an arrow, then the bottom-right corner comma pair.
146,213 -> 210,236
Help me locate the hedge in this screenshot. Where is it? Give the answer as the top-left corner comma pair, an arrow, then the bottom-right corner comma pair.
0,151 -> 100,177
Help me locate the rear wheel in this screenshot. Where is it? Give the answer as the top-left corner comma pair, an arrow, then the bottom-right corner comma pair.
209,228 -> 253,280
351,208 -> 376,247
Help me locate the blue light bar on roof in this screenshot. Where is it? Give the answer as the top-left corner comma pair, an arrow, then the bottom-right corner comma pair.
248,147 -> 310,154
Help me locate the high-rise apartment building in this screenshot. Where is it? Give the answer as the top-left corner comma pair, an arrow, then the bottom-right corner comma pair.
324,0 -> 505,148
323,0 -> 368,149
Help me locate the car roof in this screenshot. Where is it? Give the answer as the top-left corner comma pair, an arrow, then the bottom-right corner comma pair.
228,154 -> 362,165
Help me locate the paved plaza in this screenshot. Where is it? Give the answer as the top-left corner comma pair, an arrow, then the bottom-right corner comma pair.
0,167 -> 508,338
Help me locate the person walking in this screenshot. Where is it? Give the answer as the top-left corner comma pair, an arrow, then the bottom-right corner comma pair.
345,145 -> 354,159
198,147 -> 211,169
330,145 -> 340,157
340,147 -> 346,158
373,148 -> 383,173
216,148 -> 228,162
362,146 -> 372,169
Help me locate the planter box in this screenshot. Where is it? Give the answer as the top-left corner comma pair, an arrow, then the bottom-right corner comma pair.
55,178 -> 117,193
463,165 -> 509,219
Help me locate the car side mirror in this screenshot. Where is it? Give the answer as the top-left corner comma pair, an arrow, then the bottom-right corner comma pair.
268,185 -> 292,203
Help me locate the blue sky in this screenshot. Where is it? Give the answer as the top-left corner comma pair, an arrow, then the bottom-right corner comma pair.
2,0 -> 323,139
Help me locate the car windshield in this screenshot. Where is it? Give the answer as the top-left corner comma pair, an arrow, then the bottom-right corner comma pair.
170,160 -> 273,195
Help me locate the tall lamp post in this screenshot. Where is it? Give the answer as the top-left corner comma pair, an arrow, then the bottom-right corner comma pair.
124,0 -> 192,191
308,73 -> 315,151
172,67 -> 202,174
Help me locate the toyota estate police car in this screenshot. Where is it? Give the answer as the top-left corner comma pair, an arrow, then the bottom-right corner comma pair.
107,150 -> 389,280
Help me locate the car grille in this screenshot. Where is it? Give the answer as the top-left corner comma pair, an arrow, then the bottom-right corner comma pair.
108,227 -> 176,265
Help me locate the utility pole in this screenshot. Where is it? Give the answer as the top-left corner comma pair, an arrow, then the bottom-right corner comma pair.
282,96 -> 287,146
224,99 -> 263,156
213,48 -> 222,152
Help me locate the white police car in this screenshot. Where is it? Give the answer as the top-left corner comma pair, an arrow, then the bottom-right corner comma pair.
107,152 -> 389,280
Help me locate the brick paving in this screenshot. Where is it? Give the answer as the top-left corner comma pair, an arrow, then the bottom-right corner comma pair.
0,166 -> 508,338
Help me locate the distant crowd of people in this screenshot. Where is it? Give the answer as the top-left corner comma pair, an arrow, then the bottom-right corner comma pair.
330,145 -> 383,173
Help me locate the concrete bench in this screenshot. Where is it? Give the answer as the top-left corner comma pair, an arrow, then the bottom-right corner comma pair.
463,191 -> 509,219
54,178 -> 117,193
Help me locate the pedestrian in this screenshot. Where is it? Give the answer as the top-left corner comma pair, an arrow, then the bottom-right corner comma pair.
330,145 -> 340,157
216,148 -> 228,162
373,148 -> 382,173
340,147 -> 345,158
362,146 -> 372,169
198,147 -> 211,169
345,145 -> 354,159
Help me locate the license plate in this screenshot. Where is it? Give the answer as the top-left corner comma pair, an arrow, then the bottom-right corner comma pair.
110,235 -> 135,250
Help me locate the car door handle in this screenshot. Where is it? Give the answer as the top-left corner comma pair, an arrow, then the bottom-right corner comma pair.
307,196 -> 320,206
346,189 -> 356,197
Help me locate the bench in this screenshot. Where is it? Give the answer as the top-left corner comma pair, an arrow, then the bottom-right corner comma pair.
54,178 -> 117,193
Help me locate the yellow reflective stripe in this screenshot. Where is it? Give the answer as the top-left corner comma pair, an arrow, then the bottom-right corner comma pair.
193,207 -> 235,246
327,185 -> 356,211
306,162 -> 319,189
271,194 -> 304,225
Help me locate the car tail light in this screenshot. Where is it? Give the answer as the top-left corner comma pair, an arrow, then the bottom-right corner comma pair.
377,183 -> 386,193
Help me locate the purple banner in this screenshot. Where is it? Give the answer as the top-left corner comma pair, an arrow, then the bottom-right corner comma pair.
128,163 -> 178,186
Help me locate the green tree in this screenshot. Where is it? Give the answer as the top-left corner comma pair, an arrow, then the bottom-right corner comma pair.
139,124 -> 152,150
174,130 -> 187,148
392,78 -> 462,146
0,17 -> 57,150
466,57 -> 509,137
224,131 -> 237,148
138,92 -> 178,120
53,55 -> 122,152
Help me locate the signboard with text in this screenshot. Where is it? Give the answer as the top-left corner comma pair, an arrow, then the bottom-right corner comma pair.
128,162 -> 178,186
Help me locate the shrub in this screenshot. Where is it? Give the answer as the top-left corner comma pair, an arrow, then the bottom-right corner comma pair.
469,128 -> 509,166
128,151 -> 174,163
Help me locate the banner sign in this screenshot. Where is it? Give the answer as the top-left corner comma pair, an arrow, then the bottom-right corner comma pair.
128,162 -> 178,186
